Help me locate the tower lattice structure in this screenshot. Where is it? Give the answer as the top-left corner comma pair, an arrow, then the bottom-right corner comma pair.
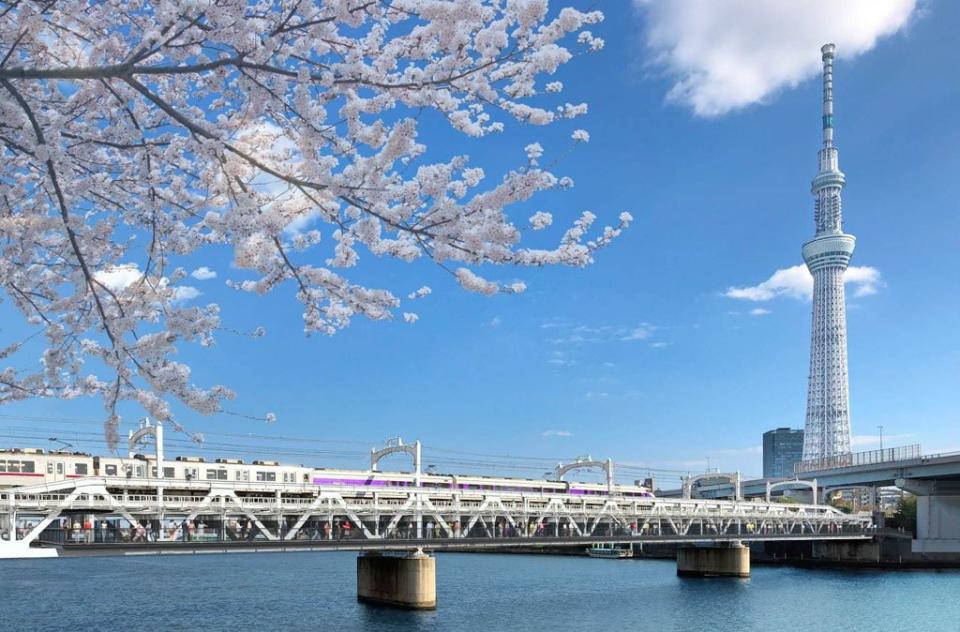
801,44 -> 855,461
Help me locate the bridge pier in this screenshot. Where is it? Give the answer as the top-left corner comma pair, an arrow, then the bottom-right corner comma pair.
898,479 -> 960,553
357,551 -> 436,610
677,543 -> 750,578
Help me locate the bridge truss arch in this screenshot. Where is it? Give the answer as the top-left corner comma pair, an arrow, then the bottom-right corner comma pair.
683,472 -> 742,501
371,438 -> 422,484
554,456 -> 614,494
766,479 -> 818,505
128,418 -> 164,471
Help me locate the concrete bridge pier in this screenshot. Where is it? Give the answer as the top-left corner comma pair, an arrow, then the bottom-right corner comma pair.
357,551 -> 436,609
898,478 -> 960,553
677,542 -> 750,578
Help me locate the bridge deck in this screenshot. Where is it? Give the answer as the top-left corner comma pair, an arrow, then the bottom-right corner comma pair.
37,531 -> 874,557
2,475 -> 873,555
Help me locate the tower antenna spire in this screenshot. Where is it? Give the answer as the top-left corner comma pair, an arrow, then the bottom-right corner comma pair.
801,43 -> 855,463
821,43 -> 836,147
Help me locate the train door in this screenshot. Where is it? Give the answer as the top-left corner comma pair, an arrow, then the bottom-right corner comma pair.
46,458 -> 66,482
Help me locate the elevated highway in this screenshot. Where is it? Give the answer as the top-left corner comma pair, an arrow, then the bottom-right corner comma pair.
659,446 -> 960,553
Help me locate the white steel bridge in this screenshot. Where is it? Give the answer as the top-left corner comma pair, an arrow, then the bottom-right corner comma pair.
0,426 -> 873,560
1,473 -> 872,559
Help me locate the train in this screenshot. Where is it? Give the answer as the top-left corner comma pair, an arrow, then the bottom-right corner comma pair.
0,447 -> 655,498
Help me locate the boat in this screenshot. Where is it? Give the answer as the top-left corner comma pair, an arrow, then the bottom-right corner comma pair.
587,543 -> 633,559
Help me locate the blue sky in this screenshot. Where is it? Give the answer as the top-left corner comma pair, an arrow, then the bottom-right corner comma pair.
3,1 -> 958,484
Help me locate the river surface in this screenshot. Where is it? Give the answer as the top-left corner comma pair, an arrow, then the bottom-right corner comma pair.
2,552 -> 957,631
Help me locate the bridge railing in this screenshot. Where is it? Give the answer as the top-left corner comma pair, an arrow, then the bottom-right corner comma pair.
30,522 -> 876,547
795,444 -> 922,473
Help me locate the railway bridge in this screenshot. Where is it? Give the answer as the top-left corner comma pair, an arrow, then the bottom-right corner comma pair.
0,430 -> 875,609
1,470 -> 874,608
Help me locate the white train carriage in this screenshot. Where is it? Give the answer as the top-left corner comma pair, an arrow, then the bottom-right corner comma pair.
0,447 -> 655,499
0,448 -> 97,487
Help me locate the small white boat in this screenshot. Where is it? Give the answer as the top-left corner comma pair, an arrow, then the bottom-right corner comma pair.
587,543 -> 633,559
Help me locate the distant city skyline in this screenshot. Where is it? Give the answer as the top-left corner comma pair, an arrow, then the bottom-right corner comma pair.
1,1 -> 957,481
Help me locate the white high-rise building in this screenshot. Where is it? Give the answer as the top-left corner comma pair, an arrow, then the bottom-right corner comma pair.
801,44 -> 855,461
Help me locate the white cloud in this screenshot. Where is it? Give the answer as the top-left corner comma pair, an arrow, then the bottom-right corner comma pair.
95,263 -> 200,303
725,264 -> 883,302
548,350 -> 575,367
635,0 -> 918,116
489,316 -> 502,327
172,286 -> 201,303
190,267 -> 217,281
539,320 -> 567,329
94,263 -> 142,291
550,322 -> 658,345
542,430 -> 574,438
621,324 -> 655,341
749,308 -> 771,316
650,341 -> 670,348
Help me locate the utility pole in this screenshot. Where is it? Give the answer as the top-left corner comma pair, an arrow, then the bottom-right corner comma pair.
878,425 -> 884,454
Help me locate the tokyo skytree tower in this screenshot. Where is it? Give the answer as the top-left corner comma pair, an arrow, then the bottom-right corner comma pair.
801,44 -> 855,461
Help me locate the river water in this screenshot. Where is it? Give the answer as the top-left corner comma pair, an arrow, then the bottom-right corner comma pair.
2,552 -> 957,631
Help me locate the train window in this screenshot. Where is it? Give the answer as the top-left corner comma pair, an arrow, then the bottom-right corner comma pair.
206,469 -> 217,480
135,466 -> 144,477
163,467 -> 175,478
255,471 -> 276,482
0,460 -> 5,472
47,462 -> 53,474
56,463 -> 64,475
75,463 -> 88,475
105,464 -> 117,475
7,461 -> 20,473
235,470 -> 243,480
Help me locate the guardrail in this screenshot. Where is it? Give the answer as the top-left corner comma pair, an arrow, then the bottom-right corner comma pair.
29,523 -> 877,548
795,444 -> 922,473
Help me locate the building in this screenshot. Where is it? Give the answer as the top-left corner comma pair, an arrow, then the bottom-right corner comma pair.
802,44 -> 855,461
763,428 -> 805,479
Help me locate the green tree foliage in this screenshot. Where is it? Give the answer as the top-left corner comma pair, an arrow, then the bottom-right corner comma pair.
888,495 -> 918,534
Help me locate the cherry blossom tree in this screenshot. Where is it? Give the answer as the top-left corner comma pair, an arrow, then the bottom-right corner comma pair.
0,0 -> 630,446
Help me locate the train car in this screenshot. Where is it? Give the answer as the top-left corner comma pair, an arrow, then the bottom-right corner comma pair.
0,448 -> 96,488
0,446 -> 655,499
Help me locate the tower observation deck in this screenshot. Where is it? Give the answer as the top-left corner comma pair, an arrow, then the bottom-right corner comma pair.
802,44 -> 855,460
